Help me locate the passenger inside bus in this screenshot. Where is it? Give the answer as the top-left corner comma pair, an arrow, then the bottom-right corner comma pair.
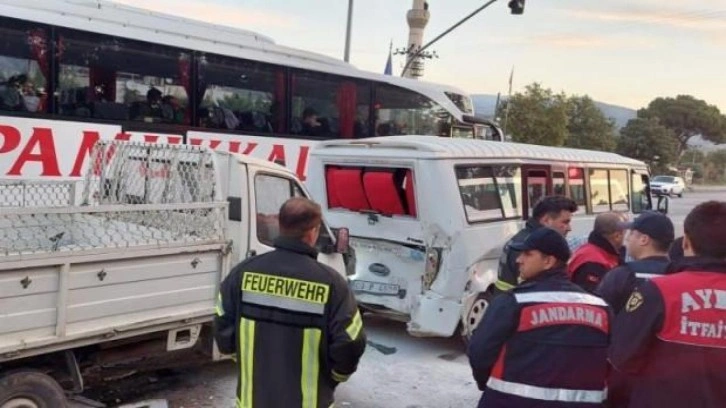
301,107 -> 325,137
161,95 -> 184,124
131,88 -> 163,122
0,74 -> 27,111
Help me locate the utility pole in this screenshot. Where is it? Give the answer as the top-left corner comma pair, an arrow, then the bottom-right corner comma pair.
344,0 -> 354,62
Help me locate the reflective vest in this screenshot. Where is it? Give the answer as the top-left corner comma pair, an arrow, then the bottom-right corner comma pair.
486,291 -> 610,405
567,243 -> 620,279
651,271 -> 726,348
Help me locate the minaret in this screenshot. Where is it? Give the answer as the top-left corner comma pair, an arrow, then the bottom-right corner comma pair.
405,0 -> 430,79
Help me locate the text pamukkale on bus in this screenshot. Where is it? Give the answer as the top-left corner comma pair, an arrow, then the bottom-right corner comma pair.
0,118 -> 312,180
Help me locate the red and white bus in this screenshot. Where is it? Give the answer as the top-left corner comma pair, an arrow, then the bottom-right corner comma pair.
0,0 -> 500,182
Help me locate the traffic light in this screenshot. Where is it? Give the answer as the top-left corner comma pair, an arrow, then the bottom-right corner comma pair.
508,0 -> 525,15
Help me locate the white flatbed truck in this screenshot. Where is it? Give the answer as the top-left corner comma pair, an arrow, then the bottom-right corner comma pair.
0,141 -> 350,407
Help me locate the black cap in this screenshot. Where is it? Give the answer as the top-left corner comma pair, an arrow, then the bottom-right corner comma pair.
511,227 -> 571,263
619,212 -> 675,245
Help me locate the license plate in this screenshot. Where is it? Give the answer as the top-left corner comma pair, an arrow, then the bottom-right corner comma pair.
350,280 -> 401,296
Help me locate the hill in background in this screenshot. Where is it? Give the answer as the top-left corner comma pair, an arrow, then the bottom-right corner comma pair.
471,94 -> 637,130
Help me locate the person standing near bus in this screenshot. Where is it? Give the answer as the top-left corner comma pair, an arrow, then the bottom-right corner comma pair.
594,211 -> 674,407
596,212 -> 674,314
214,197 -> 366,407
468,227 -> 611,408
493,195 -> 578,295
609,201 -> 726,407
568,212 -> 626,293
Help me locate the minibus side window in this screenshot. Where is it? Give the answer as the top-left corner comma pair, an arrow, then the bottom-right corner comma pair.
589,169 -> 611,213
631,172 -> 651,213
568,168 -> 587,207
527,170 -> 548,212
455,165 -> 521,223
553,172 -> 566,196
610,170 -> 630,212
494,166 -> 522,219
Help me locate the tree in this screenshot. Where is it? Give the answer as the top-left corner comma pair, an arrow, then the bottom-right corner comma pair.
680,148 -> 706,166
497,83 -> 569,146
680,149 -> 707,181
638,95 -> 726,158
565,95 -> 616,152
617,117 -> 678,174
703,149 -> 726,183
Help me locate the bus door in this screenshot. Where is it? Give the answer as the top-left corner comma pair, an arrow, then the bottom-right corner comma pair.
522,165 -> 552,219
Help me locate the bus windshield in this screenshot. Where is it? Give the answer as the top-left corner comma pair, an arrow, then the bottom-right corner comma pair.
374,84 -> 453,137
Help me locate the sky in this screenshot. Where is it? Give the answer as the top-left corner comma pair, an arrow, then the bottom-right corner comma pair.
114,0 -> 726,111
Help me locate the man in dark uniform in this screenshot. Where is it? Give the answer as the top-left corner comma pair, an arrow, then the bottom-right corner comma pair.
668,236 -> 685,261
595,211 -> 674,407
596,211 -> 674,314
610,200 -> 726,408
214,197 -> 366,408
568,212 -> 626,293
494,196 -> 578,294
468,228 -> 611,408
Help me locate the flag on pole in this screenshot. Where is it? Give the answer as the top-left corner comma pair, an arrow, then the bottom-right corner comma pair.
508,66 -> 514,96
503,66 -> 515,137
384,40 -> 393,75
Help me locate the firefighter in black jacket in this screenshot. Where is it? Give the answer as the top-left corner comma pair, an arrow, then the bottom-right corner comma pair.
214,197 -> 366,408
609,200 -> 726,408
468,227 -> 611,408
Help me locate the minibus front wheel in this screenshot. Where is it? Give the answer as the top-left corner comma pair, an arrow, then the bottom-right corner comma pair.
461,289 -> 495,344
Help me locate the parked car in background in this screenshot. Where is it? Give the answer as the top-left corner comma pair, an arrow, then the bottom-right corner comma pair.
650,175 -> 686,197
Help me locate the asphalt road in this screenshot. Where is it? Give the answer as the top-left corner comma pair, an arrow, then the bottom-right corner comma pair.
88,189 -> 725,408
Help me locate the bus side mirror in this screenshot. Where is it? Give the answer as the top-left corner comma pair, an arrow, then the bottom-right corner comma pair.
336,228 -> 350,254
657,196 -> 669,215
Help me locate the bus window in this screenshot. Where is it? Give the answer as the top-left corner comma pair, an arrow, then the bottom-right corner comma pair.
375,84 -> 451,137
0,17 -> 48,114
198,55 -> 284,133
290,71 -> 370,139
568,168 -> 586,207
526,170 -> 548,212
589,169 -> 611,213
610,170 -> 629,212
553,172 -> 566,196
57,30 -> 190,124
494,165 -> 522,219
456,166 -> 503,223
326,166 -> 416,217
631,172 -> 651,213
445,92 -> 474,115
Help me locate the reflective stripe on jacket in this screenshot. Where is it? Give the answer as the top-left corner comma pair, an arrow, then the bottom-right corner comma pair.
215,237 -> 366,408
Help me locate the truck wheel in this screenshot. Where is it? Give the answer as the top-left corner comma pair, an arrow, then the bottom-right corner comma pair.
0,371 -> 67,408
462,290 -> 494,344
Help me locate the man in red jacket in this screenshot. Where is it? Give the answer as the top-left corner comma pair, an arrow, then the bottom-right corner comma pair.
609,200 -> 726,407
568,212 -> 626,292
